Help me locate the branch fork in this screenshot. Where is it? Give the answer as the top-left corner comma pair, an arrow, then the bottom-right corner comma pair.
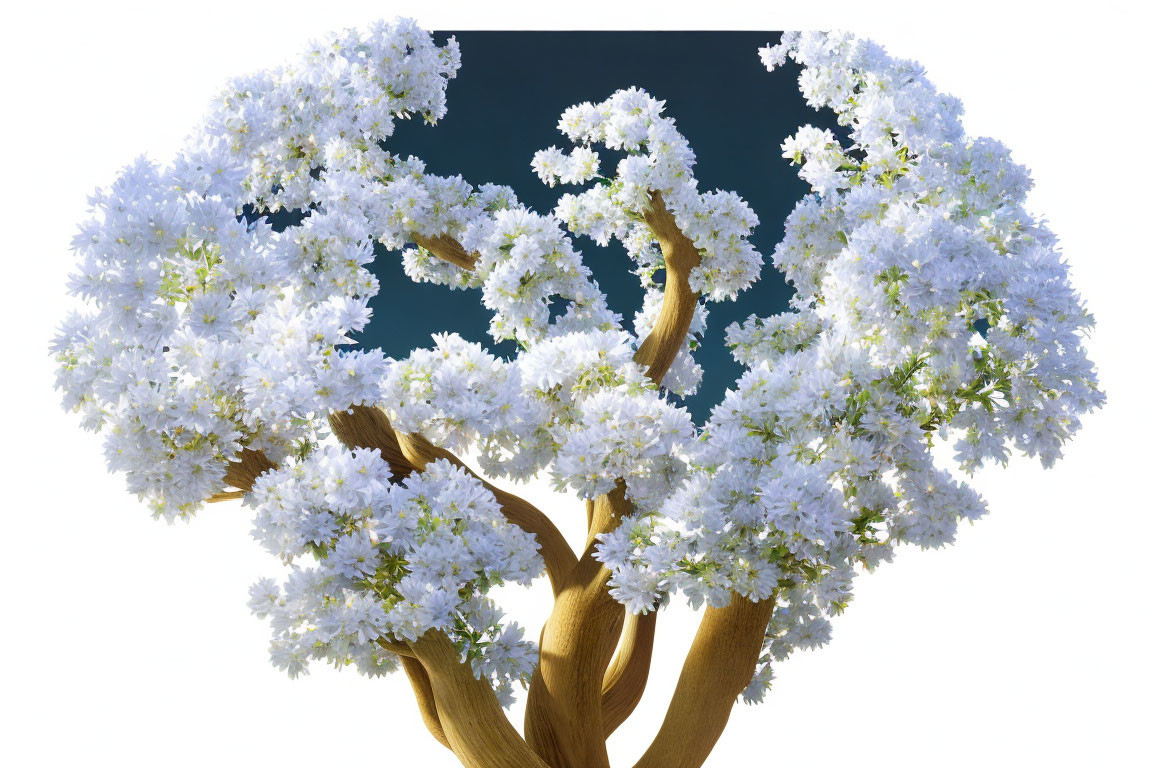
212,198 -> 771,768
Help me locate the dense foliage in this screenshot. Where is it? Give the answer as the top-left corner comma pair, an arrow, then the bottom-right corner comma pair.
53,19 -> 1101,765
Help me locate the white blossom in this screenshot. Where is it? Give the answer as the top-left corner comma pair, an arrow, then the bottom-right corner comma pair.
547,88 -> 764,304
54,21 -> 1102,706
247,448 -> 543,695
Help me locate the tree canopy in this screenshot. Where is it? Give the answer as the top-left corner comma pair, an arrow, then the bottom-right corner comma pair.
53,19 -> 1103,768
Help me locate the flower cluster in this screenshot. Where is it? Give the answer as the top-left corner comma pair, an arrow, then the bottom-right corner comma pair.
51,152 -> 387,520
593,31 -> 1103,703
553,388 -> 695,511
459,208 -> 619,345
51,20 -> 470,518
381,333 -> 522,454
247,447 -> 542,702
539,88 -> 763,303
211,18 -> 461,211
380,327 -> 695,509
386,328 -> 649,479
516,330 -> 694,508
534,87 -> 765,394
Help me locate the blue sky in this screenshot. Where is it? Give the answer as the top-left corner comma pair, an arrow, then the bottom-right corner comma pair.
364,31 -> 845,419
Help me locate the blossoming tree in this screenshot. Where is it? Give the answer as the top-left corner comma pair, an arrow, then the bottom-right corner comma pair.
53,19 -> 1103,768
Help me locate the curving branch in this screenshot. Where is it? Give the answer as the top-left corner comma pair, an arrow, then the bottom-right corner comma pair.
207,448 -> 277,501
525,192 -> 704,766
329,405 -> 577,593
409,630 -> 552,768
412,232 -> 480,271
601,610 -> 658,737
525,482 -> 631,768
633,593 -> 776,768
328,403 -> 417,479
633,191 -> 703,386
376,638 -> 416,658
399,655 -> 452,750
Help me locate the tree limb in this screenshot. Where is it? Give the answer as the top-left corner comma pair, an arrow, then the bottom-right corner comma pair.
399,655 -> 452,750
412,232 -> 480,271
525,482 -> 631,768
601,610 -> 658,737
207,448 -> 277,501
409,630 -> 552,768
328,403 -> 417,481
205,490 -> 245,503
525,191 -> 703,766
632,191 -> 702,386
376,638 -> 416,658
329,405 -> 577,594
633,593 -> 776,768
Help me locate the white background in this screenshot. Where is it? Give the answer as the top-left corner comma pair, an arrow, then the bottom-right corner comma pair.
1,2 -> 1148,766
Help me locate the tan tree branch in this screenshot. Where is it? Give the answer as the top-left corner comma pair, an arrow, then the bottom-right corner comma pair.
376,638 -> 416,658
524,190 -> 704,766
633,593 -> 776,768
329,405 -> 578,594
328,403 -> 418,481
412,232 -> 480,271
399,655 -> 452,750
525,482 -> 631,768
409,630 -> 552,768
632,191 -> 703,385
601,610 -> 658,737
207,447 -> 277,501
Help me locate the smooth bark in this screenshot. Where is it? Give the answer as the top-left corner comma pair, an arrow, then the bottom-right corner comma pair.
525,483 -> 630,768
329,405 -> 577,593
632,192 -> 703,384
633,594 -> 776,768
524,190 -> 704,767
601,610 -> 658,737
413,232 -> 480,270
410,631 -> 552,768
400,655 -> 452,750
